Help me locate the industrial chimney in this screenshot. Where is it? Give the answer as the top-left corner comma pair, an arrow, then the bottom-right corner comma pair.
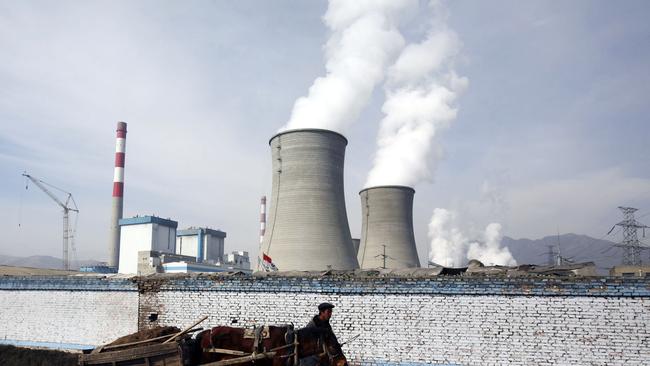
108,121 -> 127,269
357,185 -> 420,269
261,129 -> 359,271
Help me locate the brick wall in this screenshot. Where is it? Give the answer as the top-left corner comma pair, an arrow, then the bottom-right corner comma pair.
139,275 -> 650,366
1,274 -> 649,365
0,276 -> 138,346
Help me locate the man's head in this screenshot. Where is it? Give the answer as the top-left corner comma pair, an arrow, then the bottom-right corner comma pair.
318,302 -> 335,321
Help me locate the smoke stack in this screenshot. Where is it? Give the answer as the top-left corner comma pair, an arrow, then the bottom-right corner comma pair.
358,185 -> 420,269
261,129 -> 359,271
259,196 -> 266,245
108,121 -> 127,268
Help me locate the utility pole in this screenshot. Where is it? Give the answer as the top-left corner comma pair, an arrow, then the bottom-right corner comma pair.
610,206 -> 649,265
375,244 -> 388,269
556,231 -> 563,265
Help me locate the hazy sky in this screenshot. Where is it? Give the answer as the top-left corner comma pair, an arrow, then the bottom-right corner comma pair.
1,0 -> 649,264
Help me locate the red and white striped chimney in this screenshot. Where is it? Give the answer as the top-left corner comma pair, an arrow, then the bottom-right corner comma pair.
259,196 -> 267,245
108,121 -> 127,268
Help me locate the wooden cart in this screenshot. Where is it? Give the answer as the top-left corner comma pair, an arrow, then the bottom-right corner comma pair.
78,341 -> 190,366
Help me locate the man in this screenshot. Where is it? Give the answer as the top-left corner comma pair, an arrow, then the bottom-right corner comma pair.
302,302 -> 343,366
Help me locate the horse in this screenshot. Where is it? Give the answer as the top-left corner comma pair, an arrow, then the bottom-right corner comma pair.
196,324 -> 347,366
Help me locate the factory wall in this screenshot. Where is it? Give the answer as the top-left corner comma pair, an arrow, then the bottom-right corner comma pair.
120,223 -> 177,274
1,275 -> 649,365
177,230 -> 225,263
177,235 -> 199,258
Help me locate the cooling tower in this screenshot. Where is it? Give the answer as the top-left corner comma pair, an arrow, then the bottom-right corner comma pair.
358,185 -> 420,269
261,129 -> 359,271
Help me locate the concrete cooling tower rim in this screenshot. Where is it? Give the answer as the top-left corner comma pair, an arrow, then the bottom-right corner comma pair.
359,185 -> 415,195
269,128 -> 348,145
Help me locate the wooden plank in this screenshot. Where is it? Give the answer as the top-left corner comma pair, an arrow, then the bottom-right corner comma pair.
102,328 -> 203,351
163,315 -> 209,344
200,352 -> 276,366
203,348 -> 249,356
79,342 -> 181,364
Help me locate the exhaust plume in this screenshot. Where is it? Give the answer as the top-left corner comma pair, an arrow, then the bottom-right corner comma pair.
282,0 -> 418,133
428,208 -> 516,267
365,1 -> 467,188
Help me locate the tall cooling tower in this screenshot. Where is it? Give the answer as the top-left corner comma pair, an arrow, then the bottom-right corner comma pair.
358,185 -> 420,269
261,129 -> 359,271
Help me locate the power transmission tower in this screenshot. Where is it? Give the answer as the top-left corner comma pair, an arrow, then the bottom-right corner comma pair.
611,206 -> 649,265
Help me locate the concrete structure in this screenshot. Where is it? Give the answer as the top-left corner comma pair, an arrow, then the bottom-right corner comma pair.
137,250 -> 196,275
224,251 -> 251,271
351,238 -> 360,255
163,260 -> 252,274
610,265 -> 650,277
108,121 -> 127,269
261,129 -> 358,271
118,216 -> 177,274
358,186 -> 420,269
138,250 -> 251,275
2,274 -> 649,364
176,228 -> 226,263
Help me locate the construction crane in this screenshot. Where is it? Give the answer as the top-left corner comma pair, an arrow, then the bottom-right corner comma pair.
22,172 -> 79,270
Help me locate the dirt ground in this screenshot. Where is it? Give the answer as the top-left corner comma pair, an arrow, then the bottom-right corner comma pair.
0,345 -> 79,366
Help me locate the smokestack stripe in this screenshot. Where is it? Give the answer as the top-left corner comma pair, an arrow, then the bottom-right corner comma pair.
259,196 -> 266,245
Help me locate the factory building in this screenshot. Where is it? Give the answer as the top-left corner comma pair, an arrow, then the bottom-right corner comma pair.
358,186 -> 420,269
224,251 -> 251,270
118,216 -> 178,274
261,129 -> 359,271
137,250 -> 196,275
176,228 -> 226,263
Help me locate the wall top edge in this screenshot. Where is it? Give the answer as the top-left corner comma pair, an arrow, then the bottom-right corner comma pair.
1,274 -> 648,297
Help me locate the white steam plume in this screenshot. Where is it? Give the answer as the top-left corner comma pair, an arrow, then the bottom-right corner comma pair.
282,0 -> 418,133
365,1 -> 467,188
428,208 -> 517,267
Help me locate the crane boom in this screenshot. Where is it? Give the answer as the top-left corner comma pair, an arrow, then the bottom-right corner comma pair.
22,172 -> 79,270
22,174 -> 78,212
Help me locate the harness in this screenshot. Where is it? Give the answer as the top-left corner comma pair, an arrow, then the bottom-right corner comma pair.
204,325 -> 300,365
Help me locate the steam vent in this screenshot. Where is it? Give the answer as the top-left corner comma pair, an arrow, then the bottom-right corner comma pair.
358,186 -> 420,269
261,129 -> 359,271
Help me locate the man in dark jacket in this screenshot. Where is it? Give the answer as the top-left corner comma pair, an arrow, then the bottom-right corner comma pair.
302,303 -> 343,365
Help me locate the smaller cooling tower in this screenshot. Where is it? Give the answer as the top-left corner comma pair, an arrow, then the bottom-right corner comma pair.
358,185 -> 420,269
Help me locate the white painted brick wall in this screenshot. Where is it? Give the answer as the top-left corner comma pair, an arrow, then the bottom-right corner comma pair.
0,290 -> 138,345
142,291 -> 650,366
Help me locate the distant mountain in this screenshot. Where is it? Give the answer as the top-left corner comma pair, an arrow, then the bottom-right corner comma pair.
0,254 -> 104,270
503,233 -> 626,272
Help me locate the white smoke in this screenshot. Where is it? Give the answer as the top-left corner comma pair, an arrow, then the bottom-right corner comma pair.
428,208 -> 517,267
282,0 -> 418,133
365,1 -> 468,188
